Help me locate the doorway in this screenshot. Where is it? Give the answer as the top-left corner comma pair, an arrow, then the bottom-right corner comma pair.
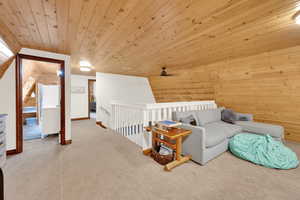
88,79 -> 96,119
16,54 -> 66,153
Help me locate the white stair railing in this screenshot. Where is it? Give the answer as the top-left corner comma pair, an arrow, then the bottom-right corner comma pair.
110,101 -> 217,150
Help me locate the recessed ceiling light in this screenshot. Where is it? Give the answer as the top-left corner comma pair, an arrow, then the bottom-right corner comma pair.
80,60 -> 92,67
80,67 -> 92,72
79,60 -> 92,72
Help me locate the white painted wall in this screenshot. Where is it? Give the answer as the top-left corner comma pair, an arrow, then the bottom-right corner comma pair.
0,48 -> 72,150
96,72 -> 155,126
71,75 -> 95,119
0,61 -> 16,150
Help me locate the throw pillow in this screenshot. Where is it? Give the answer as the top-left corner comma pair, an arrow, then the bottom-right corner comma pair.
179,114 -> 197,126
238,116 -> 249,121
221,109 -> 237,124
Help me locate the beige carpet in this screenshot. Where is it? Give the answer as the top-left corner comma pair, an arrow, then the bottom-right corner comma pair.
4,119 -> 300,200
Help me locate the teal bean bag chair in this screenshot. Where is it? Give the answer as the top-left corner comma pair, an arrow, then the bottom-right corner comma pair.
229,133 -> 299,169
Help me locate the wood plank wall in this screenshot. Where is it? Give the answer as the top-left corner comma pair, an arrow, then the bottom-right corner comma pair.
149,46 -> 300,142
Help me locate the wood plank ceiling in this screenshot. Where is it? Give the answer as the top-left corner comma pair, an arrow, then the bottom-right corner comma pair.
1,0 -> 300,76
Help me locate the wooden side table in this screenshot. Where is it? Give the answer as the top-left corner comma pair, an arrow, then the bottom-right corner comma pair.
144,127 -> 192,171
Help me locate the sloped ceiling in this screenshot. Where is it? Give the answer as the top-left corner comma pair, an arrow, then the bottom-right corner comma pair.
0,0 -> 300,76
22,59 -> 60,84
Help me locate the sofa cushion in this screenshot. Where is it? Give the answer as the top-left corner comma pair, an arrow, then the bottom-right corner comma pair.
204,121 -> 242,139
178,114 -> 197,126
203,125 -> 227,148
173,111 -> 199,125
195,109 -> 221,126
235,121 -> 284,139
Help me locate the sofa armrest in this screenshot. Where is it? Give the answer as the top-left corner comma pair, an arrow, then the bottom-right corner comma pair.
235,112 -> 253,121
180,123 -> 206,151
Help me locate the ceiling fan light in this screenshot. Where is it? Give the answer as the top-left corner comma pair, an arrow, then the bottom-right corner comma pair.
160,67 -> 168,76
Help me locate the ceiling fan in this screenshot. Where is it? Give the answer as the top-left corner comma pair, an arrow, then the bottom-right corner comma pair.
160,67 -> 173,76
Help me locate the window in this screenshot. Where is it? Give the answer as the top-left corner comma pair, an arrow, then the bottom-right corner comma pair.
0,38 -> 13,64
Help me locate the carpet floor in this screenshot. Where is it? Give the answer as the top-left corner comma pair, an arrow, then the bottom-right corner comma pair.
4,119 -> 300,200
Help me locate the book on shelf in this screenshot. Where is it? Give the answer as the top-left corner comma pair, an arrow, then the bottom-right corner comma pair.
153,126 -> 169,133
157,120 -> 181,128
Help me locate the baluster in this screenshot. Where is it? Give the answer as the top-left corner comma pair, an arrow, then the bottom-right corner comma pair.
119,107 -> 122,134
157,108 -> 162,121
172,107 -> 175,118
120,106 -> 123,134
111,105 -> 114,129
125,108 -> 129,137
117,106 -> 119,133
151,109 -> 156,124
168,107 -> 172,120
113,105 -> 116,132
163,108 -> 168,120
118,106 -> 121,133
117,105 -> 120,133
142,109 -> 151,150
112,105 -> 116,130
126,108 -> 130,137
110,105 -> 113,129
129,108 -> 132,137
123,107 -> 126,136
132,109 -> 136,136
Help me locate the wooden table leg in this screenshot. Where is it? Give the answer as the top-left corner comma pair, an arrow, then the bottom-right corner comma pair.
143,148 -> 152,156
152,131 -> 157,150
176,137 -> 182,161
164,155 -> 191,171
164,136 -> 191,171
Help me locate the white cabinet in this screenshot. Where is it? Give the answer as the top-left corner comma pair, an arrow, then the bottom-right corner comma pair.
40,107 -> 60,138
37,84 -> 61,138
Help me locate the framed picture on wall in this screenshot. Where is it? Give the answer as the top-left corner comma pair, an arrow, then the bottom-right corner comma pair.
71,86 -> 85,94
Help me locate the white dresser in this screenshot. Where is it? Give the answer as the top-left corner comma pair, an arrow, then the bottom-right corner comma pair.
40,107 -> 60,138
0,114 -> 7,168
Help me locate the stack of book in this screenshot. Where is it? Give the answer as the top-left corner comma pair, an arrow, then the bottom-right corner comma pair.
154,120 -> 182,132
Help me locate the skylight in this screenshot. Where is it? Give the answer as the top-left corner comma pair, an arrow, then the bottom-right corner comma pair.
0,38 -> 13,58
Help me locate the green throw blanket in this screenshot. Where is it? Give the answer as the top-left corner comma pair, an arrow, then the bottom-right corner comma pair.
229,133 -> 299,169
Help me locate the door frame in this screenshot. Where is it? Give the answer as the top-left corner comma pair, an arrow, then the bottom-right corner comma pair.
88,79 -> 96,119
15,53 -> 66,153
